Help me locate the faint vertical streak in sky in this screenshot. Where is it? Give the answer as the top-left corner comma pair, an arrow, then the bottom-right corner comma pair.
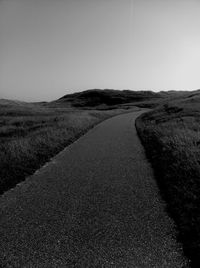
128,0 -> 136,65
128,0 -> 133,40
127,0 -> 135,78
129,0 -> 134,41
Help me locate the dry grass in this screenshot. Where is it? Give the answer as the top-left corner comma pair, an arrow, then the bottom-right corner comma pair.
136,103 -> 200,267
0,103 -> 130,194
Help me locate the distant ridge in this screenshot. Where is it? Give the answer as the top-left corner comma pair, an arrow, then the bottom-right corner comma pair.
0,99 -> 27,106
56,89 -> 163,107
2,89 -> 200,109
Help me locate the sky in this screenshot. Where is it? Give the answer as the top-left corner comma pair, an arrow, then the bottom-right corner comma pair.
1,0 -> 200,101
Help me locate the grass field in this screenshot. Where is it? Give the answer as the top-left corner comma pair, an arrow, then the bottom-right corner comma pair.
0,101 -> 133,195
136,98 -> 200,267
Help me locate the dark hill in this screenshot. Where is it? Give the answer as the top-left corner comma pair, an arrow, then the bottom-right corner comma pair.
55,89 -> 163,107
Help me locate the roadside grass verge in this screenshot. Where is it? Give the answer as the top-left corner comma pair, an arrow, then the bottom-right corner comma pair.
0,105 -> 130,195
136,103 -> 200,267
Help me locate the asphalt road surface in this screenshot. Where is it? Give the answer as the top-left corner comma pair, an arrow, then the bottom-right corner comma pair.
0,111 -> 187,267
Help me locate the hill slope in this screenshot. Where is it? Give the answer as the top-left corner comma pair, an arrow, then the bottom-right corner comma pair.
54,89 -> 163,108
136,91 -> 200,267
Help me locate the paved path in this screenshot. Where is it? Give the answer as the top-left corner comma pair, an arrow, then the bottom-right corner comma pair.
0,111 -> 187,267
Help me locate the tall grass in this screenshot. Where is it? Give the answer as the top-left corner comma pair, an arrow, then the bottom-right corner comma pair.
136,104 -> 200,267
0,106 -> 126,194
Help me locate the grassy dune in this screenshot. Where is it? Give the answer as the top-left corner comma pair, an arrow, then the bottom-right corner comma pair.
136,101 -> 200,267
0,102 -> 131,194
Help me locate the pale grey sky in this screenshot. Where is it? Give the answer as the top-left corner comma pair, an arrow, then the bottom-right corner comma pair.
1,0 -> 200,101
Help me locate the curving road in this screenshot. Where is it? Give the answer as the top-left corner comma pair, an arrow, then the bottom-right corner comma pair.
0,111 -> 187,267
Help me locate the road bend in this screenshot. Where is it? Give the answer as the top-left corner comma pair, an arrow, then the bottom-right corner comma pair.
0,111 -> 187,267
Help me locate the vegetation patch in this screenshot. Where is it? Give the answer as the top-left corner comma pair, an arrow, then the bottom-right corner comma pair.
136,103 -> 200,267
